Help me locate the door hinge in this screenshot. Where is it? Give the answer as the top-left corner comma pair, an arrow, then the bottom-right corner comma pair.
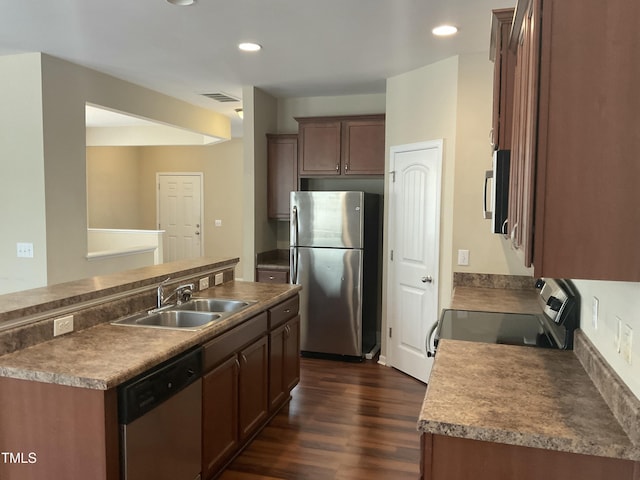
389,327 -> 392,338
390,250 -> 394,261
389,171 -> 396,182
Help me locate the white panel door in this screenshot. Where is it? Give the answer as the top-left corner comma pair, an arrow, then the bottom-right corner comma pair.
158,174 -> 203,262
388,141 -> 442,383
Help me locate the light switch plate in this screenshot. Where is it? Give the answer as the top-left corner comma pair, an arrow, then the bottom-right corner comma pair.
621,324 -> 633,365
457,249 -> 470,266
17,242 -> 34,258
214,273 -> 223,285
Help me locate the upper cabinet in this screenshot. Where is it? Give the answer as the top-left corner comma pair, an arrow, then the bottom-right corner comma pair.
296,115 -> 385,177
505,0 -> 640,281
267,134 -> 298,220
490,8 -> 517,151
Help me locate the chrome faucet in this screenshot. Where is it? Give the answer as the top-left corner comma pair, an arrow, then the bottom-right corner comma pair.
156,277 -> 194,309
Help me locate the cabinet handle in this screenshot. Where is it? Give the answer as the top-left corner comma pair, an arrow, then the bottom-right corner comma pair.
344,163 -> 349,172
284,309 -> 291,313
336,164 -> 340,172
240,354 -> 247,365
501,219 -> 509,239
510,222 -> 519,249
235,358 -> 240,371
285,324 -> 290,338
269,276 -> 275,280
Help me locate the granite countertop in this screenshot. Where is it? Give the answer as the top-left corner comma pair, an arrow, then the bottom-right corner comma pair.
0,280 -> 301,390
450,285 -> 541,314
256,249 -> 289,271
418,339 -> 640,461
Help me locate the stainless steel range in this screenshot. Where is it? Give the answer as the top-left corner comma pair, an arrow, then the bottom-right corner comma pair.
427,278 -> 579,356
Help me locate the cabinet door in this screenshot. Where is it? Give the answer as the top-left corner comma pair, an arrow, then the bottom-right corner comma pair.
508,0 -> 539,266
341,118 -> 385,175
268,323 -> 287,412
283,316 -> 300,392
490,9 -> 516,151
238,335 -> 269,441
202,355 -> 239,479
267,134 -> 298,219
298,120 -> 342,176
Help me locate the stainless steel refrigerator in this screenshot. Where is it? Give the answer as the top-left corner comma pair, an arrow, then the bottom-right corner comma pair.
290,191 -> 381,359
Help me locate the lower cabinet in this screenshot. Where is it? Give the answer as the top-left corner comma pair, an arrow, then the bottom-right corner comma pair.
421,433 -> 639,480
269,315 -> 300,411
201,294 -> 300,480
256,268 -> 289,284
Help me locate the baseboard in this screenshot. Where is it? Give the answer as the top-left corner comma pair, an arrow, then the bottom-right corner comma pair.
377,355 -> 387,366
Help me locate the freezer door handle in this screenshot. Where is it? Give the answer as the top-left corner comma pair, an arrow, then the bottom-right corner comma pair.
291,206 -> 298,284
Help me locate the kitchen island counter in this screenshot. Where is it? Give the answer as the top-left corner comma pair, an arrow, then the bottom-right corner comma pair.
0,280 -> 301,390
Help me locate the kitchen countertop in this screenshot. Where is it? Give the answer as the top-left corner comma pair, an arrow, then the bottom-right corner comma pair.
418,339 -> 640,461
418,282 -> 640,461
0,280 -> 301,390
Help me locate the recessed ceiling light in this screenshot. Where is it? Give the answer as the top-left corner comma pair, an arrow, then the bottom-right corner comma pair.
432,25 -> 458,36
238,42 -> 262,52
166,0 -> 195,5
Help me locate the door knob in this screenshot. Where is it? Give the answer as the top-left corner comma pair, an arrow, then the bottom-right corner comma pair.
421,276 -> 433,283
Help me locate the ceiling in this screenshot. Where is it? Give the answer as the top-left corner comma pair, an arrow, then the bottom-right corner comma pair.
0,0 -> 514,136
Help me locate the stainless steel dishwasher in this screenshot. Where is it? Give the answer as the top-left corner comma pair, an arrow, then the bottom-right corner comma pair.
118,347 -> 203,480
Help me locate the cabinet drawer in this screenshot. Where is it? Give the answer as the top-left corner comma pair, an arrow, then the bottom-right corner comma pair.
268,295 -> 299,330
203,312 -> 268,372
256,269 -> 288,284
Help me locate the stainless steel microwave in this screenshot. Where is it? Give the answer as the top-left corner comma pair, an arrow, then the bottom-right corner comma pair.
483,149 -> 510,234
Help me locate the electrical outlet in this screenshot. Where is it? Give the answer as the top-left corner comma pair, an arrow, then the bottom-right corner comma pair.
214,219 -> 222,227
592,297 -> 599,330
621,324 -> 633,365
53,315 -> 74,337
214,272 -> 224,285
16,242 -> 34,258
199,276 -> 209,290
457,249 -> 470,266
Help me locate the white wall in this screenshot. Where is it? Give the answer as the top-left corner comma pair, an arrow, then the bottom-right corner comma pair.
574,280 -> 640,399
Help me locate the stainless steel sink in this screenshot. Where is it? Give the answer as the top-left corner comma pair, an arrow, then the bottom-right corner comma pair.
111,297 -> 255,331
173,298 -> 252,313
112,310 -> 221,330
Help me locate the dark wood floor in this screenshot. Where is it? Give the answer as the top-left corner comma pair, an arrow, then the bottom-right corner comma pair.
219,356 -> 427,480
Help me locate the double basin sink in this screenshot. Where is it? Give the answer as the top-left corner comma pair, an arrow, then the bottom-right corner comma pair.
112,298 -> 254,331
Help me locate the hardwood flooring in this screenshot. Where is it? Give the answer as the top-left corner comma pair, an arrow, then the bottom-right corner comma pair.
219,357 -> 427,480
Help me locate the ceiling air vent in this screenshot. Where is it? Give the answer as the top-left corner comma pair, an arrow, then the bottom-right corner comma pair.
201,92 -> 239,103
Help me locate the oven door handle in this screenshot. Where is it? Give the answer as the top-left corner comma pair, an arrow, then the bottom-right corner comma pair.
426,321 -> 439,358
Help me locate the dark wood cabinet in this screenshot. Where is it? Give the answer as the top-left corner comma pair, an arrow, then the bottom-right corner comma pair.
504,0 -> 640,281
296,115 -> 385,177
490,8 -> 516,151
266,134 -> 298,219
202,356 -> 239,479
201,312 -> 268,480
421,433 -> 639,480
268,295 -> 300,412
238,335 -> 269,441
256,268 -> 289,284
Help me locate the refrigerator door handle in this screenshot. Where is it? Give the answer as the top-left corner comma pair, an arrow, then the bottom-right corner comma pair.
291,206 -> 298,284
426,321 -> 439,357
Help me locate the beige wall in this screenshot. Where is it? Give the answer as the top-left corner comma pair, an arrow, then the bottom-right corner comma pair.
240,87 -> 278,281
277,94 -> 386,133
0,53 -> 48,294
385,56 -> 460,346
452,53 -> 532,276
86,146 -> 143,229
86,140 -> 245,276
0,52 -> 230,293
